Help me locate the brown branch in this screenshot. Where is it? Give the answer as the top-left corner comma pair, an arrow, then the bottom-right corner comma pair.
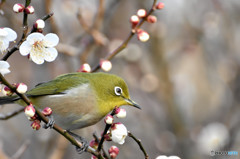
93,133 -> 110,159
0,73 -> 101,157
11,140 -> 31,159
77,9 -> 108,46
128,132 -> 149,159
0,107 -> 24,120
97,108 -> 116,152
1,12 -> 54,61
91,0 -> 157,72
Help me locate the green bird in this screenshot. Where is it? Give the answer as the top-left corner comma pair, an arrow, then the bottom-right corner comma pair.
0,72 -> 140,130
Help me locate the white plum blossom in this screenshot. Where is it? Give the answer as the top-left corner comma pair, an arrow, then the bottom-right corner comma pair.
19,33 -> 59,64
111,123 -> 128,145
0,27 -> 17,53
156,156 -> 181,159
196,122 -> 229,155
0,60 -> 10,75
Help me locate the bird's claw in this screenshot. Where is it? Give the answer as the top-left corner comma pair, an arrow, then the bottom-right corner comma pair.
67,130 -> 89,154
43,115 -> 55,129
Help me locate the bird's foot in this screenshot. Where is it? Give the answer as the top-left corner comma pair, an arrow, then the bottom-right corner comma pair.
67,131 -> 89,154
43,115 -> 55,129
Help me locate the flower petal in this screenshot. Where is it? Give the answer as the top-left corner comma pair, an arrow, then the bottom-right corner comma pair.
0,68 -> 10,75
0,28 -> 8,37
0,61 -> 10,69
0,61 -> 10,75
4,28 -> 17,41
26,33 -> 44,45
0,40 -> 9,53
44,47 -> 58,62
31,53 -> 44,64
19,41 -> 31,56
43,33 -> 59,47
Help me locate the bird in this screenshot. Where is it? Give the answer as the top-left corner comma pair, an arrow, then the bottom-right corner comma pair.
0,72 -> 140,130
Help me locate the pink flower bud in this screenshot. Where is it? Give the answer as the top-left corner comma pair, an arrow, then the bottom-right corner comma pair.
115,108 -> 126,118
42,107 -> 52,116
104,114 -> 114,124
24,6 -> 34,14
28,113 -> 39,121
33,19 -> 45,29
91,155 -> 97,159
156,2 -> 165,10
78,63 -> 91,73
89,139 -> 98,150
147,15 -> 157,23
16,83 -> 28,94
100,60 -> 112,72
13,3 -> 24,13
130,15 -> 139,28
104,131 -> 112,141
24,104 -> 35,117
108,146 -> 119,159
2,86 -> 13,96
137,29 -> 149,42
137,9 -> 147,18
31,120 -> 41,130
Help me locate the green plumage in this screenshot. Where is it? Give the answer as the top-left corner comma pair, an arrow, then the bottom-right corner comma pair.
0,72 -> 139,130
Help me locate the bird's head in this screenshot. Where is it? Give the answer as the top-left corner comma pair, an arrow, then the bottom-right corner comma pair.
90,73 -> 141,114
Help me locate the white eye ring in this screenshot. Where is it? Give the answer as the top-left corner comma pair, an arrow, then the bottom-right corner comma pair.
114,86 -> 122,96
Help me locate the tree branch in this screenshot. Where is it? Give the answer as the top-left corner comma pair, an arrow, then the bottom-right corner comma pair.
91,0 -> 157,72
0,107 -> 24,120
128,132 -> 149,159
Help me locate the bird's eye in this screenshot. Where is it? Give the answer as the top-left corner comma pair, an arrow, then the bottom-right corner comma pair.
114,86 -> 122,96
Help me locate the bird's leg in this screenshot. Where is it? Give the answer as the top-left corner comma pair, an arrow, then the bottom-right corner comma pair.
67,130 -> 89,154
43,115 -> 55,129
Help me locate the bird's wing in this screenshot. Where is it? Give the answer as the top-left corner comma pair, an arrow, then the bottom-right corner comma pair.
26,73 -> 89,97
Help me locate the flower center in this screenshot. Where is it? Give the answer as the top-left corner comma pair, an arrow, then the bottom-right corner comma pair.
33,40 -> 44,49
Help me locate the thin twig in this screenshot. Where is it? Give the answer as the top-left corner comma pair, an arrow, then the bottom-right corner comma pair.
91,0 -> 157,72
93,133 -> 110,159
0,107 -> 24,120
128,132 -> 149,159
11,140 -> 31,159
97,108 -> 116,152
1,12 -> 54,61
0,73 -> 100,157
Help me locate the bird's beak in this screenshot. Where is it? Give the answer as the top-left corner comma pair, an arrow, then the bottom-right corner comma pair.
125,98 -> 141,109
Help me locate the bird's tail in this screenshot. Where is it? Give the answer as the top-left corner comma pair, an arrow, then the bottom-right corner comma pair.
0,96 -> 19,105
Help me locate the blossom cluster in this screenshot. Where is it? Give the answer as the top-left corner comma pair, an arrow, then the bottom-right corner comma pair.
91,107 -> 127,158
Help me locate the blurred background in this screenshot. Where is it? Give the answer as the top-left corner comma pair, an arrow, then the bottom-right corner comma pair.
1,0 -> 240,158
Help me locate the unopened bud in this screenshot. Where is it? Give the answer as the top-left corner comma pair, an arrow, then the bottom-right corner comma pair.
31,120 -> 41,130
42,107 -> 52,116
115,108 -> 126,118
130,15 -> 139,28
91,155 -> 97,159
104,114 -> 114,125
78,63 -> 91,73
89,139 -> 98,150
34,19 -> 45,29
24,6 -> 34,14
137,29 -> 149,42
100,60 -> 112,72
28,113 -> 39,121
104,131 -> 112,141
147,15 -> 157,23
13,3 -> 24,13
108,146 -> 119,159
24,104 -> 35,118
2,86 -> 13,96
137,9 -> 147,18
156,2 -> 165,10
16,83 -> 27,94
